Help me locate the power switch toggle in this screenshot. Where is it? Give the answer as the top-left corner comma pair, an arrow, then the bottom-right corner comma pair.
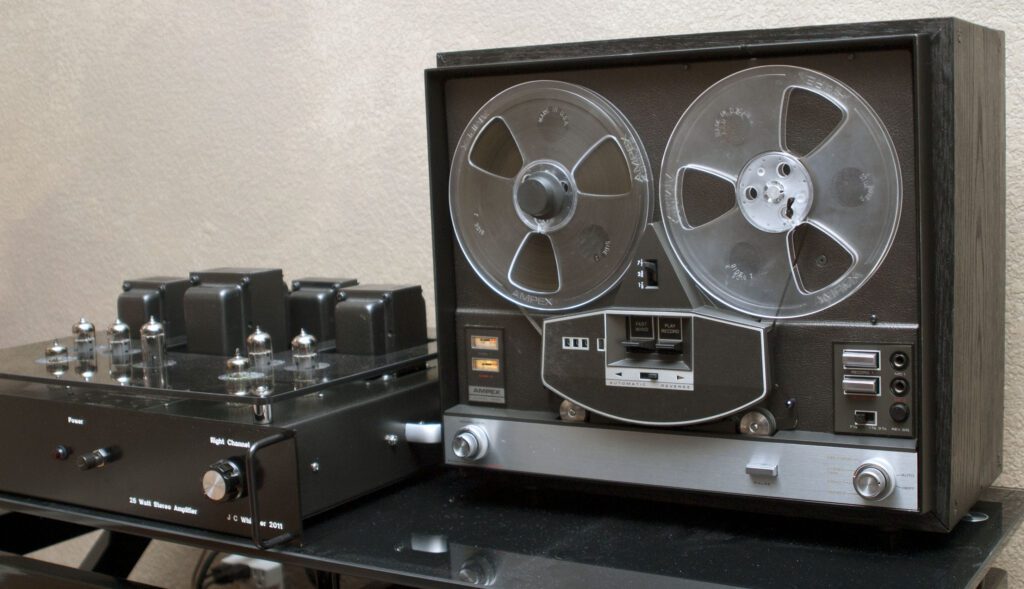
76,448 -> 115,471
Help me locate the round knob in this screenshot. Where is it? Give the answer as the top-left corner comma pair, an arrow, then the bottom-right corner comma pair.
518,172 -> 568,219
559,400 -> 587,423
853,462 -> 893,501
889,402 -> 909,423
738,409 -> 776,436
202,460 -> 243,502
452,425 -> 488,461
457,555 -> 497,586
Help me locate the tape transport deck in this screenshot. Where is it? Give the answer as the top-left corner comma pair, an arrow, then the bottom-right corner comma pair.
427,19 -> 1006,531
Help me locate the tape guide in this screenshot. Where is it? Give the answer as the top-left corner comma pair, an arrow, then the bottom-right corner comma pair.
427,19 -> 1005,531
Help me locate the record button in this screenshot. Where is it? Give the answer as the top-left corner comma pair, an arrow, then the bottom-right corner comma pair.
656,317 -> 683,341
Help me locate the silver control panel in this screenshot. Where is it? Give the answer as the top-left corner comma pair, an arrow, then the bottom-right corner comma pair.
445,414 -> 919,511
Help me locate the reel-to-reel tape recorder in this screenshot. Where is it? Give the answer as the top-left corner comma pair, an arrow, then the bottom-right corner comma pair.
428,19 -> 1006,531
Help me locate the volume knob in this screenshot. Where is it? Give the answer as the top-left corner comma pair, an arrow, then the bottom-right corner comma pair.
452,425 -> 489,461
202,459 -> 243,502
853,461 -> 894,501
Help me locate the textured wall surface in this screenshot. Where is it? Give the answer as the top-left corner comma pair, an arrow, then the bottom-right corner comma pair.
0,1 -> 1020,585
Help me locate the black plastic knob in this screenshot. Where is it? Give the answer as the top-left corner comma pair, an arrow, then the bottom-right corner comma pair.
889,402 -> 910,423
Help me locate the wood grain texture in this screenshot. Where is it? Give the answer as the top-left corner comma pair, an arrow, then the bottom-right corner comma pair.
946,19 -> 1006,525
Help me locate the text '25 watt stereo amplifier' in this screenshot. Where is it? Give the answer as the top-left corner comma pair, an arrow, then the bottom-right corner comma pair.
427,18 -> 1005,531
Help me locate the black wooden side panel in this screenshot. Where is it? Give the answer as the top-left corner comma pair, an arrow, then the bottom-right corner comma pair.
947,20 -> 1006,526
426,72 -> 461,412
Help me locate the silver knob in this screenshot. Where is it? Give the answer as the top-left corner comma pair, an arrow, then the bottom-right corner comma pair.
202,459 -> 243,502
457,555 -> 497,586
452,425 -> 488,461
559,400 -> 587,423
738,409 -> 776,436
853,462 -> 893,501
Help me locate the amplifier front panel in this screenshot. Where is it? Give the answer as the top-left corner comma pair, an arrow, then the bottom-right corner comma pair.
0,392 -> 302,538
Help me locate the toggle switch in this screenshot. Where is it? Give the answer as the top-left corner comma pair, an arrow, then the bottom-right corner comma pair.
636,259 -> 658,289
77,447 -> 116,471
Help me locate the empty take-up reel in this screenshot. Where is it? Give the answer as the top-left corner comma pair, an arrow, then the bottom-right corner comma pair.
660,65 -> 902,318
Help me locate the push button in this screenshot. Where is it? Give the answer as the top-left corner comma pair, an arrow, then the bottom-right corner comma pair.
627,316 -> 654,339
842,349 -> 880,370
842,376 -> 880,396
890,403 -> 910,423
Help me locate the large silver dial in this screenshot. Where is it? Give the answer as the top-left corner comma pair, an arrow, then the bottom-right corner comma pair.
853,461 -> 893,501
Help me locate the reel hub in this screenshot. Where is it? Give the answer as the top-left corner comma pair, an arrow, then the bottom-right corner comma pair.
737,152 -> 813,233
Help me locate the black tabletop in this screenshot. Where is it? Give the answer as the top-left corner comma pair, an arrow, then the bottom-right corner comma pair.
2,469 -> 1021,588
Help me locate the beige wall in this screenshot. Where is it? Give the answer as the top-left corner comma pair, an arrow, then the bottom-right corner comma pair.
1,0 -> 1021,585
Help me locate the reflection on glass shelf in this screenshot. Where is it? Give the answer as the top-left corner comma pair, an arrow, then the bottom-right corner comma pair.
0,338 -> 435,405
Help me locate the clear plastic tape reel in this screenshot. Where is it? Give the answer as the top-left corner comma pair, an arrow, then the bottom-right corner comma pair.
660,65 -> 902,319
449,80 -> 652,311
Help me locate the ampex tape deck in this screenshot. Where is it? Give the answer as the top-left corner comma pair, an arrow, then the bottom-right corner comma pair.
427,19 -> 1006,531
